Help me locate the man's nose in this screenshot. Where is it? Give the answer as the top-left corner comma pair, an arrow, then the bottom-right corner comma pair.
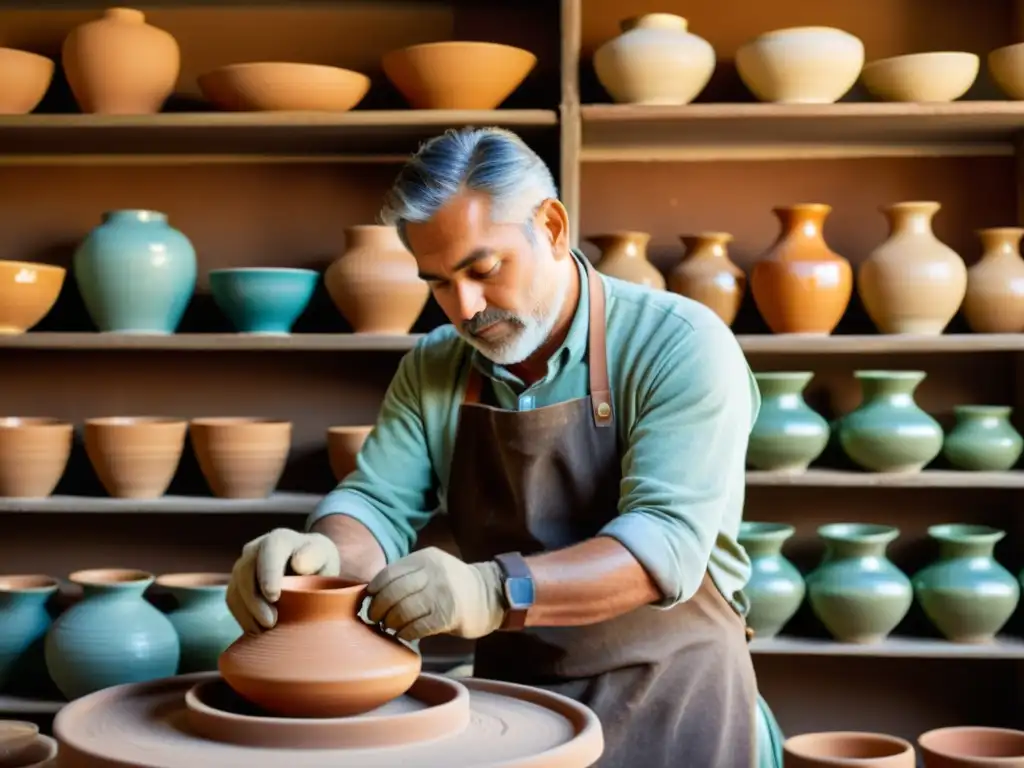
454,281 -> 486,322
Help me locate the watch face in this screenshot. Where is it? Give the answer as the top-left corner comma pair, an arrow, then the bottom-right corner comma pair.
506,577 -> 535,608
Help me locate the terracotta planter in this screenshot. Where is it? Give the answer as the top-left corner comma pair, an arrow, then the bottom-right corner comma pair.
325,225 -> 429,334
327,426 -> 372,483
785,731 -> 915,767
84,417 -> 187,498
962,227 -> 1024,333
0,48 -> 54,114
219,575 -> 421,717
668,232 -> 745,325
918,726 -> 1024,767
61,8 -> 180,114
750,203 -> 853,334
588,231 -> 666,288
0,418 -> 72,498
189,418 -> 291,499
858,201 -> 967,335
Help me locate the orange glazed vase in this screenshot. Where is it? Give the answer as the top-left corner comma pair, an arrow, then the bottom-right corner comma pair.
668,232 -> 745,326
962,227 -> 1024,333
219,576 -> 421,718
588,231 -> 666,289
750,203 -> 852,334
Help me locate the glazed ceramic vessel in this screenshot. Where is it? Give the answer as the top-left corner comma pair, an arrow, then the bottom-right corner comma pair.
588,231 -> 666,289
747,372 -> 829,473
592,13 -> 715,105
209,268 -> 318,335
942,405 -> 1022,472
0,418 -> 72,498
61,8 -> 179,114
963,227 -> 1024,333
0,260 -> 65,335
858,202 -> 967,335
0,575 -> 58,694
668,233 -> 745,326
0,48 -> 54,114
750,204 -> 853,335
327,425 -> 372,482
45,569 -> 179,699
919,726 -> 1024,766
838,371 -> 943,473
156,573 -> 242,674
219,575 -> 421,717
84,416 -> 188,498
73,210 -> 197,334
737,522 -> 805,639
189,417 -> 291,499
912,524 -> 1019,644
805,523 -> 913,644
325,225 -> 429,334
785,731 -> 915,767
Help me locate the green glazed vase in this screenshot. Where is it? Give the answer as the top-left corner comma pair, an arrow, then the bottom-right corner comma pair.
942,405 -> 1023,471
912,524 -> 1020,643
156,573 -> 242,673
805,523 -> 912,644
838,370 -> 943,473
747,372 -> 829,472
738,522 -> 805,639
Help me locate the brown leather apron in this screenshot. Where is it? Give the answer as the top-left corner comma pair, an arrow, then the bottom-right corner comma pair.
445,260 -> 758,768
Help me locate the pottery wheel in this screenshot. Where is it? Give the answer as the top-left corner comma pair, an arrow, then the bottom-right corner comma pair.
53,672 -> 604,767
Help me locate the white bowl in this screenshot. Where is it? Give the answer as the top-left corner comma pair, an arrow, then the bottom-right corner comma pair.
989,42 -> 1024,99
862,52 -> 978,102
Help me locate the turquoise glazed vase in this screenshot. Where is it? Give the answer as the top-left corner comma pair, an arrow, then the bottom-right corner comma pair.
838,370 -> 943,473
73,209 -> 197,333
209,267 -> 318,335
943,405 -> 1023,471
156,573 -> 242,673
747,372 -> 829,472
805,523 -> 912,643
45,569 -> 179,699
738,522 -> 805,639
913,524 -> 1020,643
0,575 -> 59,694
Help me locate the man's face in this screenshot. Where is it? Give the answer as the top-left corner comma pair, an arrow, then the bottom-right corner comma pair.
405,190 -> 569,365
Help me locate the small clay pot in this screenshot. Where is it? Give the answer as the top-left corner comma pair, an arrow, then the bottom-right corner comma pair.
189,418 -> 291,499
0,720 -> 39,762
0,417 -> 73,497
919,726 -> 1024,767
84,417 -> 187,498
784,731 -> 915,767
327,426 -> 372,482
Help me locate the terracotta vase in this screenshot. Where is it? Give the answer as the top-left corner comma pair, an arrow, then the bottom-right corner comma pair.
919,726 -> 1024,767
0,418 -> 72,498
219,575 -> 421,717
750,203 -> 853,334
61,8 -> 180,114
189,418 -> 291,499
962,227 -> 1024,333
84,417 -> 187,498
325,225 -> 429,334
858,201 -> 967,335
327,426 -> 372,483
668,232 -> 745,325
588,231 -> 666,288
785,731 -> 915,767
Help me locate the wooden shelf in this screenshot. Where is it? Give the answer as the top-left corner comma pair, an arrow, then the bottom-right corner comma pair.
737,333 -> 1024,355
580,102 -> 1024,161
0,493 -> 320,514
746,470 -> 1024,489
750,636 -> 1024,659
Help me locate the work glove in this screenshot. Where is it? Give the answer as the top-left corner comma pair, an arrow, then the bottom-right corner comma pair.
366,547 -> 506,642
226,528 -> 341,634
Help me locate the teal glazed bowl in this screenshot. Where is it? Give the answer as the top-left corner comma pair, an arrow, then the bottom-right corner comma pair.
209,268 -> 318,335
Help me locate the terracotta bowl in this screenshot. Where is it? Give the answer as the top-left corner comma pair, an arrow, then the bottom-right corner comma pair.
919,726 -> 1024,765
784,731 -> 915,767
381,41 -> 537,109
327,425 -> 372,482
0,260 -> 65,335
197,62 -> 370,111
84,417 -> 188,499
989,42 -> 1024,100
0,417 -> 73,498
189,417 -> 291,499
861,52 -> 979,102
0,48 -> 53,114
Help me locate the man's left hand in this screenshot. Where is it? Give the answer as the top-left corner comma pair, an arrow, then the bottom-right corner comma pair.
366,547 -> 506,642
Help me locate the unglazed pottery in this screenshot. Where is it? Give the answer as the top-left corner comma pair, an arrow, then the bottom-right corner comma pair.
838,371 -> 943,473
0,576 -> 58,693
919,726 -> 1024,766
668,233 -> 745,325
0,49 -> 54,114
73,209 -> 197,334
327,425 -> 372,482
325,225 -> 429,334
784,731 -> 915,767
209,268 -> 318,335
220,576 -> 421,717
189,417 -> 291,498
912,524 -> 1019,644
588,231 -> 666,288
805,523 -> 913,644
989,43 -> 1024,99
750,204 -> 853,335
736,27 -> 864,104
747,372 -> 829,473
0,720 -> 39,761
0,260 -> 65,335
942,405 -> 1023,471
197,63 -> 370,111
861,52 -> 979,102
84,416 -> 187,498
592,13 -> 715,105
858,201 -> 967,335
382,41 -> 536,110
155,573 -> 241,674
62,8 -> 180,114
0,418 -> 72,498
737,522 -> 805,639
962,227 -> 1024,333
45,569 -> 179,700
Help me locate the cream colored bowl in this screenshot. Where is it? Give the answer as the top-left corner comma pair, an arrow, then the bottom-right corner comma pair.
862,52 -> 978,102
989,42 -> 1024,99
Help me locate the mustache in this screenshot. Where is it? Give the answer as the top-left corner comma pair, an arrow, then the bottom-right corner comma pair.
462,308 -> 522,336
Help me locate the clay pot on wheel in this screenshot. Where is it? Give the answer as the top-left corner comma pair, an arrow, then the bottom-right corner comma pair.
784,731 -> 915,767
84,417 -> 187,498
189,418 -> 291,499
0,418 -> 72,498
327,426 -> 372,482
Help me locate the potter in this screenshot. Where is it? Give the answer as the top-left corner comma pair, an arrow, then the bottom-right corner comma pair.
229,128 -> 775,767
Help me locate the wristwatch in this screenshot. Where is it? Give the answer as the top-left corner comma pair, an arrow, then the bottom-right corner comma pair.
494,552 -> 535,631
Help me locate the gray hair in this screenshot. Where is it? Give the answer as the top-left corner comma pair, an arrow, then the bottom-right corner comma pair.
380,127 -> 559,250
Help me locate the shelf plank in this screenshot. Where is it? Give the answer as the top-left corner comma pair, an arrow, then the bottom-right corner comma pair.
580,102 -> 1024,161
747,469 -> 1024,488
0,493 -> 321,514
737,333 -> 1024,354
750,635 -> 1024,659
0,694 -> 63,715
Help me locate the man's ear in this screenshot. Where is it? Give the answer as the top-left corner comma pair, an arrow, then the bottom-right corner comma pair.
535,198 -> 570,259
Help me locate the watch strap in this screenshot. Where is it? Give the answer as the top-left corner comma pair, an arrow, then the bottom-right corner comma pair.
494,552 -> 532,631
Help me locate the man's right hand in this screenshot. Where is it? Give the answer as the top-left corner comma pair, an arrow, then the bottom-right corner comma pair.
226,528 -> 341,634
